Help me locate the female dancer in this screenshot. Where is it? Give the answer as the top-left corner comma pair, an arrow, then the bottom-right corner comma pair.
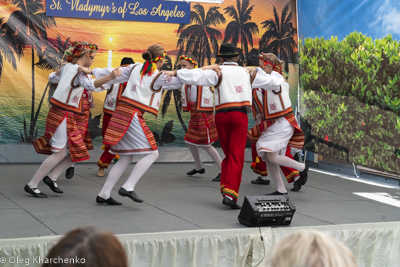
87,44 -> 169,205
153,54 -> 222,181
96,57 -> 135,177
24,41 -> 121,198
247,53 -> 306,195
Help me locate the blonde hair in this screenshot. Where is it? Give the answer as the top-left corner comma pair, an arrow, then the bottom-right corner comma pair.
268,230 -> 357,267
65,41 -> 98,63
142,44 -> 165,61
264,53 -> 284,67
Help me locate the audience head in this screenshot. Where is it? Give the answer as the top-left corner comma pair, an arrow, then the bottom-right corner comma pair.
42,226 -> 127,267
267,229 -> 357,267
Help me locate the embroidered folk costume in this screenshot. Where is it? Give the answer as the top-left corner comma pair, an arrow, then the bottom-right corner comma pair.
25,42 -> 117,198
170,44 -> 287,209
250,87 -> 300,184
91,47 -> 173,205
247,53 -> 306,194
152,54 -> 222,180
96,58 -> 135,176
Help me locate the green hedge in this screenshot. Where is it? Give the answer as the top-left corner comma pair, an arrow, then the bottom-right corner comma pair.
300,32 -> 400,174
300,32 -> 400,115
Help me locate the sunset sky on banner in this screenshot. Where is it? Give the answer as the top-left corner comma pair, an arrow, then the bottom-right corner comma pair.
0,0 -> 295,54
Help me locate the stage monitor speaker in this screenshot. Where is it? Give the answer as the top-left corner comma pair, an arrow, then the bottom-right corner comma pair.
238,195 -> 296,227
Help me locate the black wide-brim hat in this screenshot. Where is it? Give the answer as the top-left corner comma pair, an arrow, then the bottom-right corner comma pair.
218,43 -> 239,56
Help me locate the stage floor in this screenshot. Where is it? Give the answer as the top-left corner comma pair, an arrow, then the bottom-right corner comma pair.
1,162 -> 400,239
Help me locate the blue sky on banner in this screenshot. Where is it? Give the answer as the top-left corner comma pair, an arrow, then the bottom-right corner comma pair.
298,0 -> 400,40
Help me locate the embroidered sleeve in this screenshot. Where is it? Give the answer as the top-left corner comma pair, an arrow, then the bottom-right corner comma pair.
49,66 -> 64,83
177,69 -> 218,87
252,72 -> 284,91
153,73 -> 183,90
92,63 -> 140,86
76,72 -> 105,92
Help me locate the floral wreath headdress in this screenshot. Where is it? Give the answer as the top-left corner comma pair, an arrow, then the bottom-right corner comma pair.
140,50 -> 167,81
65,41 -> 98,63
258,53 -> 286,75
179,55 -> 198,68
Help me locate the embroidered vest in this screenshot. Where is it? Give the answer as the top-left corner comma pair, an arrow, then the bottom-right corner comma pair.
50,63 -> 85,113
182,84 -> 214,112
103,83 -> 125,115
252,82 -> 292,120
214,65 -> 253,111
120,64 -> 163,116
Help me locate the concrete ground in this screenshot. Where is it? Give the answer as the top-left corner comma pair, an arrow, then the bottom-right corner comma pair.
1,157 -> 400,240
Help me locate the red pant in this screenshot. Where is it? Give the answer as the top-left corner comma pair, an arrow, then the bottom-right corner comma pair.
251,143 -> 299,183
215,111 -> 248,202
97,113 -> 115,168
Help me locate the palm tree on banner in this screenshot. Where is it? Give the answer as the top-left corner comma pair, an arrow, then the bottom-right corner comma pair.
176,4 -> 226,67
223,0 -> 259,63
7,0 -> 56,143
0,17 -> 20,82
160,55 -> 187,134
258,2 -> 297,73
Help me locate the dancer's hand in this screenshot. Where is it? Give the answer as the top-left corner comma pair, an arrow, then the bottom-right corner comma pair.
108,67 -> 121,80
162,70 -> 177,77
201,64 -> 221,74
78,66 -> 92,74
244,67 -> 257,75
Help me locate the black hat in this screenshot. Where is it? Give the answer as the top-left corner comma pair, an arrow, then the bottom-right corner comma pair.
218,43 -> 239,57
120,57 -> 135,66
246,57 -> 259,67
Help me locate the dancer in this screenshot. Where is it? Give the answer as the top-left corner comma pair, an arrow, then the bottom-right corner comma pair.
96,57 -> 135,177
87,44 -> 171,205
163,43 -> 295,209
24,41 -> 121,198
246,58 -> 302,187
152,53 -> 222,181
247,52 -> 306,195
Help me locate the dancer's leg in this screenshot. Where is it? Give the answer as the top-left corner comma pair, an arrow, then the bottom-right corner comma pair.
48,155 -> 73,181
266,151 -> 305,172
203,145 -> 222,172
122,152 -> 159,191
265,152 -> 287,193
28,146 -> 67,189
98,155 -> 133,199
187,143 -> 203,170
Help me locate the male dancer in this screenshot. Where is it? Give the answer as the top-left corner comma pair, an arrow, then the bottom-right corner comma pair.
163,43 -> 286,209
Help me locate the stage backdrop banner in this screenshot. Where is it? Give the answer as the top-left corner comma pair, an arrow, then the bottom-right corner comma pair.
46,0 -> 191,24
0,0 -> 299,163
297,0 -> 400,174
